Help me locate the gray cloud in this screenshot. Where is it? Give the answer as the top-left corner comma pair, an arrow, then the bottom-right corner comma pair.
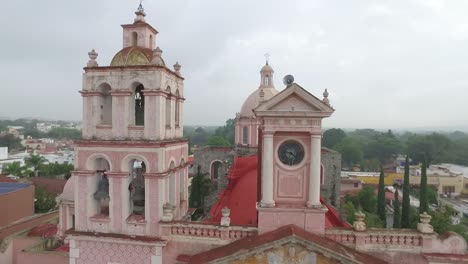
1,0 -> 467,130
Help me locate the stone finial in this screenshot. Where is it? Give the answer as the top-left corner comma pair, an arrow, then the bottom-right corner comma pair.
322,89 -> 330,105
173,62 -> 181,75
417,212 -> 434,234
151,47 -> 166,66
220,207 -> 231,227
161,203 -> 174,222
87,49 -> 98,67
134,3 -> 146,23
353,211 -> 367,232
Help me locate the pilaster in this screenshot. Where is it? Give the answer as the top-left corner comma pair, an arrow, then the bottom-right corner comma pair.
307,134 -> 322,207
261,132 -> 275,207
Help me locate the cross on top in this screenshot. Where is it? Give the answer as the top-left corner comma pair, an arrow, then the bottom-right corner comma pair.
264,53 -> 270,64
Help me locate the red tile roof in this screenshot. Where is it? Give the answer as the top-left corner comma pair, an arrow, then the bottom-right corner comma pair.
208,155 -> 349,228
0,211 -> 58,244
183,224 -> 386,264
27,223 -> 57,238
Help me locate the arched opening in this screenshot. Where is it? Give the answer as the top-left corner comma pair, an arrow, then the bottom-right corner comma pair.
169,161 -> 176,208
89,157 -> 111,217
165,87 -> 172,127
242,126 -> 249,145
180,158 -> 185,202
263,75 -> 270,86
149,35 -> 153,49
97,84 -> 112,125
210,160 -> 222,181
175,90 -> 180,126
134,84 -> 145,126
132,32 -> 138,46
128,159 -> 146,216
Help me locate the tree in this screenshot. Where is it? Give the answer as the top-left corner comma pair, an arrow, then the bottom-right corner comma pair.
407,133 -> 451,165
323,128 -> 346,149
419,159 -> 429,214
2,162 -> 24,176
189,166 -> 211,219
0,134 -> 22,150
34,186 -> 57,213
214,118 -> 236,146
206,135 -> 230,146
46,127 -> 81,140
334,138 -> 363,167
393,189 -> 401,228
377,165 -> 386,226
401,155 -> 411,228
25,154 -> 47,177
343,201 -> 357,224
365,134 -> 402,163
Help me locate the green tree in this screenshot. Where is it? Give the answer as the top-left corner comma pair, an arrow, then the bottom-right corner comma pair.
419,159 -> 429,214
189,166 -> 211,219
334,138 -> 363,167
0,134 -> 22,150
323,128 -> 346,149
377,165 -> 386,226
401,155 -> 411,228
365,133 -> 402,163
214,118 -> 236,146
46,128 -> 81,140
2,162 -> 24,176
393,189 -> 401,228
343,201 -> 357,224
26,154 -> 47,177
407,133 -> 451,165
34,186 -> 57,213
206,135 -> 230,146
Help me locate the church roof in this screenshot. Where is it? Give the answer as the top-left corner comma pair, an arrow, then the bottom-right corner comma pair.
209,155 -> 350,228
239,87 -> 278,117
181,224 -> 386,264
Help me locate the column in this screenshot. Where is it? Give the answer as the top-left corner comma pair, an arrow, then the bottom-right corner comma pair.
261,132 -> 275,207
307,134 -> 322,207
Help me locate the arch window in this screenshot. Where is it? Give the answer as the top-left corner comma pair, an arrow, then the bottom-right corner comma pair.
132,32 -> 138,46
242,126 -> 249,145
169,161 -> 176,207
149,35 -> 153,49
128,159 -> 146,216
211,160 -> 222,181
90,157 -> 110,217
175,90 -> 180,126
97,84 -> 112,125
165,87 -> 172,127
263,75 -> 270,86
134,84 -> 145,126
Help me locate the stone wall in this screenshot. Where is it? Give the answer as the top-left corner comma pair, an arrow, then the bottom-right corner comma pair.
320,148 -> 341,208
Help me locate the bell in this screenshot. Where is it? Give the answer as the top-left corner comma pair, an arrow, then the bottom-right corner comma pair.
94,173 -> 110,200
132,186 -> 145,215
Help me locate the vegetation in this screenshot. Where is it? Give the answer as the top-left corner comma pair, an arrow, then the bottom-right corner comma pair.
34,186 -> 57,213
0,134 -> 22,150
2,161 -> 24,176
1,160 -> 72,178
401,155 -> 411,228
189,166 -> 212,220
344,186 -> 385,228
393,189 -> 401,228
25,154 -> 47,177
419,159 -> 429,214
377,166 -> 386,226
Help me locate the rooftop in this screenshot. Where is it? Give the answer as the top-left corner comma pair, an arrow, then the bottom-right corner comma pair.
0,182 -> 31,195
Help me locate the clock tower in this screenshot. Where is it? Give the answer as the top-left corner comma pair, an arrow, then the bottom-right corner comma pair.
254,81 -> 334,235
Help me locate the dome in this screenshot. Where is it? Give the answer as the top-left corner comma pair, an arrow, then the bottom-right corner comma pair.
110,46 -> 153,66
239,87 -> 278,117
58,176 -> 75,202
260,63 -> 274,73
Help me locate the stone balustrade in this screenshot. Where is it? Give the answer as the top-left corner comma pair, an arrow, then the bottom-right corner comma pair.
161,221 -> 257,242
325,228 -> 423,251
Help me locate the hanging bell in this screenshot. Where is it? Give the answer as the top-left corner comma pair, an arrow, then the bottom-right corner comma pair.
132,186 -> 145,215
94,173 -> 110,200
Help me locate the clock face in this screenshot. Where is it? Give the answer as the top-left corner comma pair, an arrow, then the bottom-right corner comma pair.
278,140 -> 305,166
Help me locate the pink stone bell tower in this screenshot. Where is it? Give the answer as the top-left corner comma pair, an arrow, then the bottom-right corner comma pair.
254,79 -> 334,235
69,4 -> 188,263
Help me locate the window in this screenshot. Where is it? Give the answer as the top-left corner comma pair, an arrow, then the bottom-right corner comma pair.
465,183 -> 468,189
134,84 -> 145,126
149,35 -> 153,49
211,161 -> 222,181
354,182 -> 359,188
166,87 -> 171,127
242,126 -> 249,145
175,90 -> 180,126
132,32 -> 138,46
443,185 -> 455,194
129,159 -> 146,216
263,76 -> 270,86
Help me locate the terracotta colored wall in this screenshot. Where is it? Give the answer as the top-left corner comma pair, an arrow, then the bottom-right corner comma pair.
14,237 -> 67,264
0,186 -> 34,228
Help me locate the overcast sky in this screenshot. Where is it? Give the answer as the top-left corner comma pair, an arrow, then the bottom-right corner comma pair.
1,0 -> 468,130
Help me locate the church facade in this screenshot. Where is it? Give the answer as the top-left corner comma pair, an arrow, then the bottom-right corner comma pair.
48,5 -> 468,264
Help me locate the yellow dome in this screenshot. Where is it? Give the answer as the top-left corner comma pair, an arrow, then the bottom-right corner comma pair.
110,46 -> 153,66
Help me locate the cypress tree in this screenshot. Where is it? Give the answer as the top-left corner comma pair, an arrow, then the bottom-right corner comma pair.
393,189 -> 401,228
377,165 -> 387,227
401,155 -> 411,228
419,159 -> 429,214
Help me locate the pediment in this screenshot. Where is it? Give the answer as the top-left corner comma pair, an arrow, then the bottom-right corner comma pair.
254,83 -> 334,117
185,225 -> 385,264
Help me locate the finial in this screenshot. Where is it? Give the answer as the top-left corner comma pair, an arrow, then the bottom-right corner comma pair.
134,0 -> 146,23
87,49 -> 98,67
322,89 -> 330,105
173,62 -> 182,75
264,53 -> 270,65
151,46 -> 165,66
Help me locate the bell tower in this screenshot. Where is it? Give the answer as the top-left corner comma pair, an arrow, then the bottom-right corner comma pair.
71,4 -> 188,243
254,79 -> 334,235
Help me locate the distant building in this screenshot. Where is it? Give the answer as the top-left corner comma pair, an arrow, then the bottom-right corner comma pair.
0,182 -> 34,228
